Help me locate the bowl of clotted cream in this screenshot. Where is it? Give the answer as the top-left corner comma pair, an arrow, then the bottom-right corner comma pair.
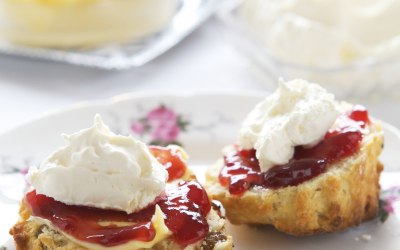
220,0 -> 400,98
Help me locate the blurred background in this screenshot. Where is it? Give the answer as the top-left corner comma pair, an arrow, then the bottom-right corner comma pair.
0,0 -> 399,133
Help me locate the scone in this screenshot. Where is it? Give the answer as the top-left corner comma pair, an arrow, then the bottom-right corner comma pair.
10,115 -> 232,250
205,79 -> 384,236
0,0 -> 179,48
10,190 -> 232,250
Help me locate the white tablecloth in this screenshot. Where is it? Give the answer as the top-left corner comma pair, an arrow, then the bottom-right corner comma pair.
0,18 -> 398,133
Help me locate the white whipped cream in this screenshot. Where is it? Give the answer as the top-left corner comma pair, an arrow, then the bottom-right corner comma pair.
239,79 -> 340,172
241,0 -> 400,68
28,115 -> 168,214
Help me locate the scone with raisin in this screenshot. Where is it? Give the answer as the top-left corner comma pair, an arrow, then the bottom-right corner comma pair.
10,115 -> 232,250
206,79 -> 384,236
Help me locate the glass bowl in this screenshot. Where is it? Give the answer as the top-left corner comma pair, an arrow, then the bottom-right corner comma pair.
218,0 -> 400,99
0,0 -> 226,69
0,0 -> 180,48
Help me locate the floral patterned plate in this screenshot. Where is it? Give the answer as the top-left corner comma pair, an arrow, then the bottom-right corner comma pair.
0,92 -> 400,250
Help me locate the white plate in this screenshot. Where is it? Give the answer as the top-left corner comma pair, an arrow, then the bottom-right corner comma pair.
1,92 -> 400,250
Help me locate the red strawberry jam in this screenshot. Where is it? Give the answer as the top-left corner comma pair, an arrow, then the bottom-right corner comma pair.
25,180 -> 211,247
159,181 -> 211,245
149,146 -> 187,181
219,106 -> 370,195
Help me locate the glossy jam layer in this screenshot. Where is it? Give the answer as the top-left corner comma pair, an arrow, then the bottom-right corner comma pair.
149,146 -> 187,181
25,181 -> 211,247
219,106 -> 370,195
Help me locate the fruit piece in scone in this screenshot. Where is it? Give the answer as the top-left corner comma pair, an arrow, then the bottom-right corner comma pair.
10,115 -> 232,250
205,79 -> 384,236
149,144 -> 196,182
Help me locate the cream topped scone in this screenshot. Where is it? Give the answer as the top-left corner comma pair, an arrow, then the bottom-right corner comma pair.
10,115 -> 232,250
239,80 -> 340,171
28,115 -> 168,214
206,79 -> 384,235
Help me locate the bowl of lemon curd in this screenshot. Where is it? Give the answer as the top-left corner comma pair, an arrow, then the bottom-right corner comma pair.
0,0 -> 180,48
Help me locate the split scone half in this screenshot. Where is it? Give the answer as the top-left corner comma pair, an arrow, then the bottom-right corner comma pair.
205,79 -> 384,236
10,116 -> 232,250
206,121 -> 383,235
10,198 -> 232,250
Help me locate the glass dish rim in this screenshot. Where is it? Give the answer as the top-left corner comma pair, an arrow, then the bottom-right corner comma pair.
218,0 -> 400,74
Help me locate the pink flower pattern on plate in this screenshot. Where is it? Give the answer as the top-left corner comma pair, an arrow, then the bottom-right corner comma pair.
130,122 -> 145,134
130,105 -> 189,146
379,186 -> 400,222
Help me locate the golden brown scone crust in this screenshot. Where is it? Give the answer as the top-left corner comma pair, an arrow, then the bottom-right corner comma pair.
10,204 -> 232,250
205,122 -> 384,236
10,148 -> 232,250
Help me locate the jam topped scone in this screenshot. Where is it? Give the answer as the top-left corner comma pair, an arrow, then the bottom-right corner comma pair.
10,115 -> 232,250
206,79 -> 384,235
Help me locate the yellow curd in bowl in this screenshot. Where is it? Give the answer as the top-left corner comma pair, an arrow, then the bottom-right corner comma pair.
0,0 -> 180,48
